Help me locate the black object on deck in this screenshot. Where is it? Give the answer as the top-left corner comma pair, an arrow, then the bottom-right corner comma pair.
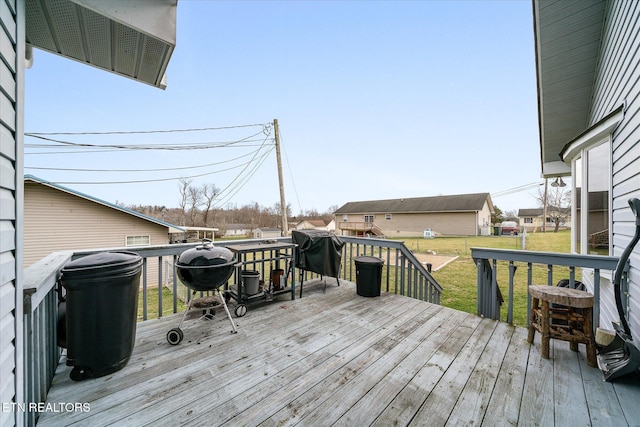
354,256 -> 384,297
597,198 -> 640,381
292,230 -> 345,296
60,251 -> 142,381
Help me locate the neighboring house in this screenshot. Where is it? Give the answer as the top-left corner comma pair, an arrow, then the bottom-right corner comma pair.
518,208 -> 570,232
253,227 -> 282,239
24,175 -> 183,272
223,223 -> 252,237
170,226 -> 218,243
534,1 -> 640,339
334,193 -> 494,237
1,2 -> 177,422
295,219 -> 329,231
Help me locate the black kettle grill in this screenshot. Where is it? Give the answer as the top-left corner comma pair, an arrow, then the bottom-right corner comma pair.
167,240 -> 238,345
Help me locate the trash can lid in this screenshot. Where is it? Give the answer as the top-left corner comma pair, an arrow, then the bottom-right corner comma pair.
61,251 -> 142,279
354,256 -> 384,265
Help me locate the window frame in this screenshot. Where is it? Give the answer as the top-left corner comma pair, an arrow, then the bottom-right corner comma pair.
570,136 -> 612,255
126,235 -> 151,247
561,107 -> 622,256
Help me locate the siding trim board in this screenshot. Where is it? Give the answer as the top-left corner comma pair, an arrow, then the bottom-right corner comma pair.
0,0 -> 23,424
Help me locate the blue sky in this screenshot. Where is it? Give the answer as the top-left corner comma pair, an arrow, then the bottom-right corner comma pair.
24,0 -> 542,216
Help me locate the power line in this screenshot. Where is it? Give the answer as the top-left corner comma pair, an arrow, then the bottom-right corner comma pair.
492,182 -> 543,197
25,123 -> 270,136
278,128 -> 302,214
45,161 -> 252,185
25,149 -> 263,172
212,136 -> 275,208
24,120 -> 283,207
24,130 -> 269,151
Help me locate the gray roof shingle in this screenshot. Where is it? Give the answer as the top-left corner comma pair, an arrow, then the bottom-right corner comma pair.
334,193 -> 492,214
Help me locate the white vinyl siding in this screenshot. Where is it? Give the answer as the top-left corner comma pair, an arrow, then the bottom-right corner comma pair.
23,183 -> 170,286
377,211 -> 478,237
1,1 -> 23,425
587,1 -> 640,338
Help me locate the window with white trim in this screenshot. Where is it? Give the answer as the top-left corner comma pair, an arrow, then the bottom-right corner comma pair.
561,107 -> 621,256
385,214 -> 392,220
573,138 -> 611,256
126,235 -> 151,247
364,215 -> 374,223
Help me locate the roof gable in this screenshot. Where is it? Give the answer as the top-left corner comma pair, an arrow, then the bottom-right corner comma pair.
334,193 -> 493,215
24,175 -> 184,232
518,208 -> 543,217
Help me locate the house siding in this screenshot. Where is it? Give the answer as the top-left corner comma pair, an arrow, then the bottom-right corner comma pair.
590,0 -> 640,338
335,193 -> 493,237
0,0 -> 23,425
379,212 -> 479,237
24,183 -> 171,283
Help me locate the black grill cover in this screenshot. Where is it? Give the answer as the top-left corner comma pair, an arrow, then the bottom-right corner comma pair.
292,230 -> 344,277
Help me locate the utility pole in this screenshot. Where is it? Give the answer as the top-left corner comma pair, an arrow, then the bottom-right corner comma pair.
273,119 -> 289,236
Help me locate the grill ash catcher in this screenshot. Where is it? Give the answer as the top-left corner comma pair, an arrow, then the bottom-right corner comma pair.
167,240 -> 238,345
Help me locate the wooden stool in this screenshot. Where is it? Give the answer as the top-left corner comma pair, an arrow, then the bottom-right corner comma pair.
527,285 -> 597,367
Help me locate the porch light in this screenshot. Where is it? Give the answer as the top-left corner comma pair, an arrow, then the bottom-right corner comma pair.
551,177 -> 566,187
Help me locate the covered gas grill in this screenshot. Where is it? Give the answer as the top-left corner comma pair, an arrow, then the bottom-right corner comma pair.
291,230 -> 344,297
167,240 -> 238,345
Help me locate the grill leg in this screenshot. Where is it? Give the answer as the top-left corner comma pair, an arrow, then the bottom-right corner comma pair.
218,289 -> 238,334
177,291 -> 197,330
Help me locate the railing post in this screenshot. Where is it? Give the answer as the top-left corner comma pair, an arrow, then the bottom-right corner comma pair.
142,259 -> 148,321
157,256 -> 163,318
593,269 -> 600,331
527,262 -> 533,327
476,258 -> 490,318
508,262 -> 515,325
491,259 -> 499,320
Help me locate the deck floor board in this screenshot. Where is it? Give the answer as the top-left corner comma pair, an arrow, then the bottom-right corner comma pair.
37,280 -> 640,426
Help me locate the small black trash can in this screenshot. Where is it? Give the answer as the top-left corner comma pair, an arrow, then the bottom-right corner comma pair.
60,251 -> 142,381
354,256 -> 384,297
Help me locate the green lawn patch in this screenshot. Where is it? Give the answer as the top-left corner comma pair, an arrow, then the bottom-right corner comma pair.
392,230 -> 573,326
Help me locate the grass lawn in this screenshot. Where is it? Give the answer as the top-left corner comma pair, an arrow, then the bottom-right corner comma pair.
392,230 -> 573,326
137,286 -> 187,321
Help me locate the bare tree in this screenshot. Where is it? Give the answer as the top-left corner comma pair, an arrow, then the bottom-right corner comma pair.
201,183 -> 220,227
537,182 -> 571,232
187,185 -> 202,226
178,178 -> 192,226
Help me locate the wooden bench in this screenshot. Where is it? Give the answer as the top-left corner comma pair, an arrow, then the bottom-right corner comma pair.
527,285 -> 597,367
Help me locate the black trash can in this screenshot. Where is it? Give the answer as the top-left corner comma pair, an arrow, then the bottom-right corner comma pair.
354,256 -> 384,297
60,251 -> 143,381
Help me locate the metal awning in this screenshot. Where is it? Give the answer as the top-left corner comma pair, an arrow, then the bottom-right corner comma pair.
533,0 -> 607,177
25,0 -> 177,89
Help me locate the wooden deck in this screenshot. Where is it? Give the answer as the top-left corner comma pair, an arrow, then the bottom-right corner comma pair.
38,280 -> 640,426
